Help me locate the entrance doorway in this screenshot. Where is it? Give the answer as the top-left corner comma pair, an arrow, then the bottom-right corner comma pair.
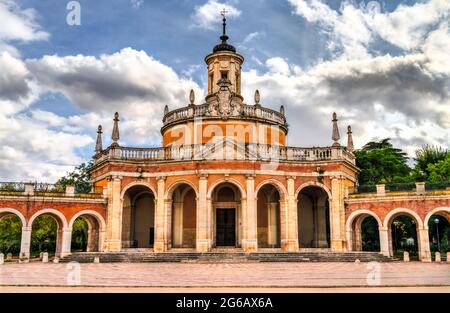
216,209 -> 236,246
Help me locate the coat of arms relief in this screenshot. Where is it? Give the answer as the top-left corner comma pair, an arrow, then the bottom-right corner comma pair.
206,79 -> 243,118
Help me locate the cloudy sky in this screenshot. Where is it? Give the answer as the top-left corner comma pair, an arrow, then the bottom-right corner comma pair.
0,0 -> 449,182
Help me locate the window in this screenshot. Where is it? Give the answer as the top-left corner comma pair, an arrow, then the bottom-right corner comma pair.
221,71 -> 228,80
209,74 -> 214,93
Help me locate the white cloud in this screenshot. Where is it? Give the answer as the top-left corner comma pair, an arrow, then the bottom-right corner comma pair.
243,31 -> 263,44
26,48 -> 203,146
0,0 -> 49,56
130,0 -> 144,9
191,0 -> 241,30
265,57 -> 291,76
288,0 -> 450,59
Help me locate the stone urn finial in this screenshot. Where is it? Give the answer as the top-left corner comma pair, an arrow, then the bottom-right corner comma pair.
280,104 -> 285,116
95,125 -> 103,153
254,89 -> 260,106
332,112 -> 340,147
347,125 -> 354,152
164,105 -> 169,115
189,89 -> 195,106
111,112 -> 120,146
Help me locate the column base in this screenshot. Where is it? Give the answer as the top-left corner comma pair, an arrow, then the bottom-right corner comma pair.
420,251 -> 432,263
104,240 -> 122,252
331,239 -> 346,251
154,241 -> 167,253
242,239 -> 258,252
281,239 -> 299,252
196,240 -> 211,252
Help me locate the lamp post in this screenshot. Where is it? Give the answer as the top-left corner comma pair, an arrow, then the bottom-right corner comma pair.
434,218 -> 441,252
393,221 -> 399,254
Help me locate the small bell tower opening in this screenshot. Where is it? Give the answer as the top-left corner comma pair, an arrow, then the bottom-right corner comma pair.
205,10 -> 244,98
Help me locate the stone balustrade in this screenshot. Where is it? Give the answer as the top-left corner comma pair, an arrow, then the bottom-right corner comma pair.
94,141 -> 355,164
162,103 -> 286,127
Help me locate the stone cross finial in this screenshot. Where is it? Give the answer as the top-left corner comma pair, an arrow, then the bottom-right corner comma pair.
189,89 -> 195,106
347,125 -> 354,152
254,90 -> 260,106
332,112 -> 340,146
95,125 -> 103,153
111,112 -> 120,146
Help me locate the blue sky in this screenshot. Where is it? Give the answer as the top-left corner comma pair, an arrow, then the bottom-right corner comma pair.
0,0 -> 449,181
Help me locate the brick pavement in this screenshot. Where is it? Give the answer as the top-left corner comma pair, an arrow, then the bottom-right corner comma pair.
0,262 -> 449,288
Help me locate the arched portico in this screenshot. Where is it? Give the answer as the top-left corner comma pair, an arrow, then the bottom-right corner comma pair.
0,208 -> 26,258
69,210 -> 106,252
28,209 -> 70,258
121,184 -> 156,249
384,208 -> 427,261
210,181 -> 243,248
168,182 -> 197,249
346,210 -> 382,252
297,185 -> 331,248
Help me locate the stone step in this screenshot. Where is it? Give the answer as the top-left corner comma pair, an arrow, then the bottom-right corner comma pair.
61,251 -> 395,263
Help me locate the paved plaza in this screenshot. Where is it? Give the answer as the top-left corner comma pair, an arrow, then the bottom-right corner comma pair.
1,262 -> 449,291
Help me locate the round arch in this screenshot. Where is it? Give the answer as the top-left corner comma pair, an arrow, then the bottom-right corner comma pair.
346,209 -> 382,232
383,208 -> 424,228
423,207 -> 450,229
120,181 -> 157,200
295,181 -> 332,200
28,208 -> 68,229
165,180 -> 198,200
255,179 -> 287,201
207,178 -> 247,199
0,208 -> 26,227
68,210 -> 106,231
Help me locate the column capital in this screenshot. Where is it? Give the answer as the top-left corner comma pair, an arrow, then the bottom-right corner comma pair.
286,175 -> 296,181
156,176 -> 167,182
108,175 -> 123,181
330,174 -> 343,180
245,174 -> 256,180
197,173 -> 209,180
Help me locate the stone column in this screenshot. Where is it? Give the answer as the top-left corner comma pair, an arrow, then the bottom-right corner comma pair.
418,227 -> 432,262
87,228 -> 99,252
20,226 -> 32,259
196,174 -> 210,252
330,176 -> 346,251
172,202 -> 183,248
104,176 -> 122,251
154,176 -> 167,252
242,175 -> 257,252
60,227 -> 72,257
282,176 -> 299,251
379,226 -> 390,256
268,202 -> 278,246
354,219 -> 363,251
316,200 -> 329,248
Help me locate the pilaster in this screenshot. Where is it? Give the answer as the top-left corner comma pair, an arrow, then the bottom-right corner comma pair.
281,175 -> 299,251
242,174 -> 257,252
330,175 -> 346,251
196,174 -> 211,252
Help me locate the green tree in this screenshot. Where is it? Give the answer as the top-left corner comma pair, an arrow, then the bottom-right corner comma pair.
427,154 -> 450,182
71,218 -> 88,251
0,215 -> 22,255
31,216 -> 57,254
56,162 -> 93,193
354,138 -> 411,185
413,145 -> 449,181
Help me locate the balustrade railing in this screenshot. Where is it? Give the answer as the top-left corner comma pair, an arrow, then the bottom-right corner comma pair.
163,104 -> 286,126
95,141 -> 353,164
0,182 -> 25,192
